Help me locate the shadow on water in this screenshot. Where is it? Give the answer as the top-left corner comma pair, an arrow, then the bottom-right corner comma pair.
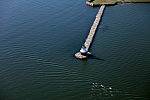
90,55 -> 105,61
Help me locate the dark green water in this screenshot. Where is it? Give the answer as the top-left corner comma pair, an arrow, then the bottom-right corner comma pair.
0,0 -> 150,99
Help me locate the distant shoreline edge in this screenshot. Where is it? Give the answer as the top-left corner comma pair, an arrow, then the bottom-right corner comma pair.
86,1 -> 150,7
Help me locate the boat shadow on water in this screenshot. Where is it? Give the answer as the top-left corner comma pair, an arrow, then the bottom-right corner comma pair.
90,55 -> 105,61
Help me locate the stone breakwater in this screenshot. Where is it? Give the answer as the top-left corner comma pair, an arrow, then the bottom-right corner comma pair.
86,1 -> 116,6
75,5 -> 105,59
86,1 -> 94,6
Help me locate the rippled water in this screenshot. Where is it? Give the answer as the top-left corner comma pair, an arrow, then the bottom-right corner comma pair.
0,0 -> 150,100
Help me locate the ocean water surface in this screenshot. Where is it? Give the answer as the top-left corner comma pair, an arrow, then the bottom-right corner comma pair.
0,0 -> 150,100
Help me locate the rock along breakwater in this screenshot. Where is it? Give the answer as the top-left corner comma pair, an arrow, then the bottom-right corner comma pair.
75,5 -> 105,59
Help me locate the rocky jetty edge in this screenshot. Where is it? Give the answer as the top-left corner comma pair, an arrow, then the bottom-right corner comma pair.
86,0 -> 150,7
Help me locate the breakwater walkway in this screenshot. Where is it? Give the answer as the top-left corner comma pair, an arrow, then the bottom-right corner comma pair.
75,5 -> 105,59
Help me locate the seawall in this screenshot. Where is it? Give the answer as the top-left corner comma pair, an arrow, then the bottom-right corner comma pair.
86,1 -> 150,7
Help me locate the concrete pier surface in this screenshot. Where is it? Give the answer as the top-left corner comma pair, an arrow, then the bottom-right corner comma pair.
75,5 -> 105,59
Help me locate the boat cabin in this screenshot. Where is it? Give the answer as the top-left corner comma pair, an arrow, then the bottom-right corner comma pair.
80,46 -> 88,55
